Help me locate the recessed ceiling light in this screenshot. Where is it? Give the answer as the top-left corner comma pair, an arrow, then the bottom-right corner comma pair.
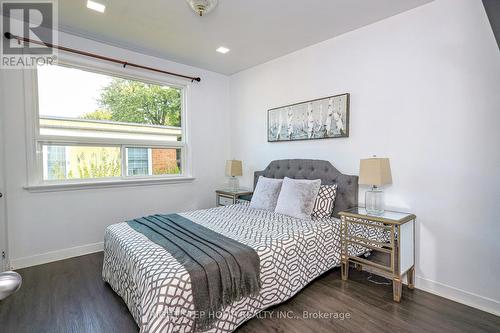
87,0 -> 106,13
216,46 -> 230,54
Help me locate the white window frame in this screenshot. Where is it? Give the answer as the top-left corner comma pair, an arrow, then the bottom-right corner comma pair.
23,53 -> 193,191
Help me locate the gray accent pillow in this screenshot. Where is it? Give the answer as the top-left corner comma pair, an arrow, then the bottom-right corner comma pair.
249,176 -> 283,211
312,184 -> 338,218
275,177 -> 321,220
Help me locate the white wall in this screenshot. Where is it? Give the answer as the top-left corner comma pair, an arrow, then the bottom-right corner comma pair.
229,0 -> 500,315
0,31 -> 231,268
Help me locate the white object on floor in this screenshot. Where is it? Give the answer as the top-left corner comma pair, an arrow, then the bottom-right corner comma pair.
0,271 -> 22,300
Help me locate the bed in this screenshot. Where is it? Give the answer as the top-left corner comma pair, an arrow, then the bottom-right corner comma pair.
102,159 -> 388,333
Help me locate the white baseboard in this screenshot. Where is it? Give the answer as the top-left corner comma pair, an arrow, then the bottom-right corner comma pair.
10,242 -> 104,270
416,276 -> 500,317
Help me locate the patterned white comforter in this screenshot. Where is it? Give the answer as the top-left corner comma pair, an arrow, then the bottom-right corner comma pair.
103,203 -> 387,333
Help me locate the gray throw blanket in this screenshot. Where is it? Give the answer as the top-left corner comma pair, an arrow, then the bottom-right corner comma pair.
127,214 -> 261,331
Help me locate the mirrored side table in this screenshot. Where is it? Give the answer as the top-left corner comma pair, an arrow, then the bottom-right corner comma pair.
215,188 -> 253,207
339,207 -> 416,302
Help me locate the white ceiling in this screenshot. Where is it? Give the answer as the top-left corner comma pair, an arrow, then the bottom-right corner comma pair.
58,0 -> 433,75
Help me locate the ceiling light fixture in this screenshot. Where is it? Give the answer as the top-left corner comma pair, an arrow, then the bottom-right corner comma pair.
87,0 -> 106,13
216,46 -> 230,54
186,0 -> 218,17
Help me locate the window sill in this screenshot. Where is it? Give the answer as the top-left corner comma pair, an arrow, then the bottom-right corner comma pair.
24,176 -> 195,192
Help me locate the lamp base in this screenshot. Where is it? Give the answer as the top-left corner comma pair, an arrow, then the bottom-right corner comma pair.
228,177 -> 239,191
365,187 -> 385,215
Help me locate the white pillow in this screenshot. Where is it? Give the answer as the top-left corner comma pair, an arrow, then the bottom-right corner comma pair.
274,177 -> 321,220
249,176 -> 283,211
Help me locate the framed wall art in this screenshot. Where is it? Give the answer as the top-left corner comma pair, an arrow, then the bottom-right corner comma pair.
267,93 -> 349,142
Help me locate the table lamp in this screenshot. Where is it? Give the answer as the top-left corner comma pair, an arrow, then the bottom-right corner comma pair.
225,160 -> 242,191
359,157 -> 392,215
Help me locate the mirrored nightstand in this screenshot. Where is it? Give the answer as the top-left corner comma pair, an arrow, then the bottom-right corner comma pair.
215,188 -> 253,207
339,207 -> 416,302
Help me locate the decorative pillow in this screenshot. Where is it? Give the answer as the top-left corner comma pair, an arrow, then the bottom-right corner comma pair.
249,176 -> 283,211
274,177 -> 321,220
312,184 -> 338,218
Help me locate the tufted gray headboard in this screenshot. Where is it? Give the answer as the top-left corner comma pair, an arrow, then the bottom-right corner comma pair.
254,159 -> 358,218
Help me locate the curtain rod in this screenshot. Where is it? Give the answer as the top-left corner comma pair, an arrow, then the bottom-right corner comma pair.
3,32 -> 201,82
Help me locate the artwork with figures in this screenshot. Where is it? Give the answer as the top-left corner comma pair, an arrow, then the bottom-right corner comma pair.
267,93 -> 349,142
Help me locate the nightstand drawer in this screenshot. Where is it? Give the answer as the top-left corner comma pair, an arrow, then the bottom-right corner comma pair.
218,195 -> 234,206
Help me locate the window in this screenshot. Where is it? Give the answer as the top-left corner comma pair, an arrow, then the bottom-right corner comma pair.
44,146 -> 67,180
125,147 -> 181,176
42,145 -> 121,180
127,148 -> 149,176
28,61 -> 188,187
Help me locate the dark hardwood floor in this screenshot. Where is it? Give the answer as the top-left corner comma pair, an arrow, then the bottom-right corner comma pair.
0,252 -> 498,333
